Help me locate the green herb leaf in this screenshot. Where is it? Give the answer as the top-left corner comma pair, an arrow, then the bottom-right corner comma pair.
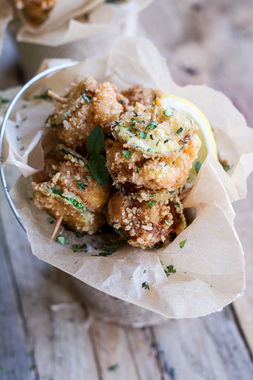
164,264 -> 176,276
76,180 -> 88,190
81,91 -> 91,103
195,161 -> 202,173
108,364 -> 118,371
176,127 -> 183,134
87,154 -> 109,187
48,217 -> 55,224
220,160 -> 231,172
122,150 -> 131,160
164,220 -> 170,226
98,239 -> 124,256
115,228 -> 128,240
86,126 -> 104,155
139,131 -> 147,139
179,239 -> 187,248
146,121 -> 158,130
142,281 -> 150,290
147,200 -> 156,208
71,243 -> 87,252
0,96 -> 10,105
56,235 -> 68,245
163,110 -> 173,117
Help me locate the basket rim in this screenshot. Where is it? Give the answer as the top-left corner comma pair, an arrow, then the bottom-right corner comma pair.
0,60 -> 79,231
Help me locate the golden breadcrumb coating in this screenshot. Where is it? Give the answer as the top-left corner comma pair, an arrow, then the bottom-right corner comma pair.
47,78 -> 123,149
33,182 -> 104,233
32,145 -> 110,233
107,191 -> 186,249
121,85 -> 156,107
105,102 -> 201,191
93,82 -> 123,132
13,0 -> 57,25
105,134 -> 200,191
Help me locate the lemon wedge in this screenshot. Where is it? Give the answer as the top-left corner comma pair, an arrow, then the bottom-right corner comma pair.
159,94 -> 218,180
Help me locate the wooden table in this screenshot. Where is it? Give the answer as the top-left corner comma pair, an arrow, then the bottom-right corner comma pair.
0,1 -> 253,379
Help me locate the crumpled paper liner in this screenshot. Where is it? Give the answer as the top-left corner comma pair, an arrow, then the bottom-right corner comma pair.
0,0 -> 152,53
2,36 -> 253,318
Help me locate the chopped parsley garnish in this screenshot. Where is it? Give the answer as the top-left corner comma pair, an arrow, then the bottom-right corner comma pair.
98,239 -> 124,256
156,139 -> 160,146
122,150 -> 131,160
75,231 -> 85,238
71,243 -> 87,252
164,138 -> 171,143
115,228 -> 128,240
176,127 -> 183,134
121,99 -> 126,105
179,239 -> 187,248
133,112 -> 139,117
0,96 -> 10,104
81,91 -> 91,103
164,220 -> 170,226
15,124 -> 20,129
139,131 -> 147,139
146,121 -> 158,130
76,180 -> 88,190
56,235 -> 68,245
220,160 -> 231,172
150,134 -> 154,140
195,161 -> 202,173
164,264 -> 176,276
108,364 -> 118,371
48,217 -> 55,224
147,200 -> 156,208
163,110 -> 173,117
142,281 -> 150,290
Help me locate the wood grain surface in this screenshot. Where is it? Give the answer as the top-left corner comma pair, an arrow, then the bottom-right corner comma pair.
0,0 -> 253,379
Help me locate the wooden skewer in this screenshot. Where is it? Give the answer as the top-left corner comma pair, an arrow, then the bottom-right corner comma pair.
47,90 -> 67,104
151,103 -> 158,121
50,214 -> 64,241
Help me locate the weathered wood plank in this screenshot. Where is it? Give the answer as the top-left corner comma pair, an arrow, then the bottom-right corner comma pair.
90,319 -> 139,380
51,302 -> 99,380
0,189 -> 99,380
0,211 -> 37,380
124,327 -> 163,380
152,307 -> 253,380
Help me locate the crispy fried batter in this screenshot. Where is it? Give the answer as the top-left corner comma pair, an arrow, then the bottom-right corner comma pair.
107,191 -> 186,249
47,78 -> 123,149
105,134 -> 200,191
13,0 -> 57,25
32,145 -> 110,233
93,82 -> 123,133
121,85 -> 156,107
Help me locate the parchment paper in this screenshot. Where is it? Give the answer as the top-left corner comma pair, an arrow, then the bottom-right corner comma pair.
0,0 -> 152,50
2,36 -> 253,318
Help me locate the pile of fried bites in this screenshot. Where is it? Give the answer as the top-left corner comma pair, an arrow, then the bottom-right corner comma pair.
32,77 -> 201,249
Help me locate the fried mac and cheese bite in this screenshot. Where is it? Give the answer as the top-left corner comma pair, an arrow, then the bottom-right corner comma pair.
13,0 -> 57,25
105,103 -> 201,191
32,145 -> 110,233
46,78 -> 123,148
107,191 -> 186,249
